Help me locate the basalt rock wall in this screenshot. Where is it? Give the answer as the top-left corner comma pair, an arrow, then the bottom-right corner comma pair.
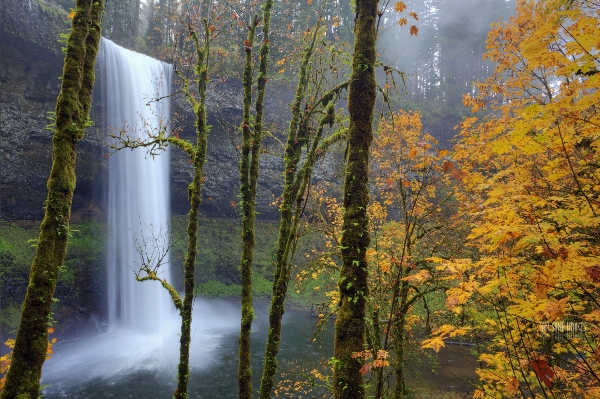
0,0 -> 341,222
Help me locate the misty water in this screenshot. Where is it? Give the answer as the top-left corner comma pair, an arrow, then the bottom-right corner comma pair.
42,300 -> 333,398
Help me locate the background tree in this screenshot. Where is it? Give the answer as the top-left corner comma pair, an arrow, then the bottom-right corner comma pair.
379,0 -> 516,146
0,0 -> 104,397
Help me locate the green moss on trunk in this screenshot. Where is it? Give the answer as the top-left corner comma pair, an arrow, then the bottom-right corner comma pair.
238,3 -> 274,397
394,279 -> 408,399
332,1 -> 379,398
237,18 -> 258,399
172,22 -> 210,399
258,22 -> 343,394
0,1 -> 104,398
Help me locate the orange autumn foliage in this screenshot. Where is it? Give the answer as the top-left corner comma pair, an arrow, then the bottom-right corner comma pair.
422,0 -> 600,397
0,328 -> 56,391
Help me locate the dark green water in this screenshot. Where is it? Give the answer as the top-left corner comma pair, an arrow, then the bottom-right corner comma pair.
40,298 -> 476,398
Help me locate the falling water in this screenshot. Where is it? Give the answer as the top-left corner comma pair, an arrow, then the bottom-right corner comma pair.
102,37 -> 174,334
41,40 -> 240,388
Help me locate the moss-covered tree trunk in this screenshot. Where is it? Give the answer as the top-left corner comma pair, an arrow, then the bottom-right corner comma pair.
173,23 -> 209,399
258,26 -> 318,399
394,279 -> 409,399
332,1 -> 378,398
238,0 -> 273,396
258,29 -> 344,393
237,20 -> 257,399
0,1 -> 104,398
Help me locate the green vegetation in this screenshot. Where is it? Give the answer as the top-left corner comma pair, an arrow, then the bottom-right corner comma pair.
175,216 -> 326,307
0,225 -> 39,267
0,305 -> 22,334
0,221 -> 106,331
170,216 -> 279,287
0,216 -> 323,334
0,225 -> 39,334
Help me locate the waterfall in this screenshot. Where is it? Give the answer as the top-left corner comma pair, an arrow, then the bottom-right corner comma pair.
41,39 -> 240,389
100,38 -> 175,334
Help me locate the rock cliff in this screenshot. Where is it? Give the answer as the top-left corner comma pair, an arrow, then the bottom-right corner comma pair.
0,0 -> 340,222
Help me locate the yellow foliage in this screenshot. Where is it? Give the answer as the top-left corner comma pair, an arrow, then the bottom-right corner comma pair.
0,328 -> 56,390
451,0 -> 600,396
304,110 -> 463,392
421,325 -> 471,353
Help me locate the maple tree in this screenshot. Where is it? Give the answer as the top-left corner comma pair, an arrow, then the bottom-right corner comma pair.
304,111 -> 463,398
258,8 -> 349,396
422,0 -> 600,397
366,111 -> 462,398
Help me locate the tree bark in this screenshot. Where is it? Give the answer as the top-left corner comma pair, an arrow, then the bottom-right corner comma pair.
258,24 -> 317,399
173,23 -> 209,399
131,0 -> 141,38
237,17 -> 258,399
394,279 -> 408,399
237,3 -> 273,398
0,0 -> 104,397
258,40 -> 344,395
333,1 -> 378,398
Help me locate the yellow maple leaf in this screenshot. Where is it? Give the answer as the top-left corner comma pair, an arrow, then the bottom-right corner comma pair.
421,336 -> 445,353
393,2 -> 407,13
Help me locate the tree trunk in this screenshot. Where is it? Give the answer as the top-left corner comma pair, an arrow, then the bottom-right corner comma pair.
333,1 -> 378,398
111,0 -> 119,42
0,1 -> 104,397
258,23 -> 317,399
173,23 -> 209,399
394,280 -> 408,399
258,34 -> 345,396
238,3 -> 273,397
131,0 -> 141,38
237,18 -> 258,399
